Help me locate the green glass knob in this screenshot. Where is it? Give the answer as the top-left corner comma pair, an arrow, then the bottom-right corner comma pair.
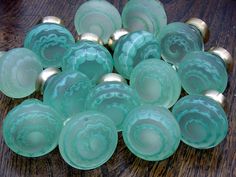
62,40 -> 113,83
160,18 -> 209,66
172,94 -> 228,149
114,31 -> 161,79
123,105 -> 181,161
122,0 -> 167,36
130,59 -> 181,108
24,16 -> 75,67
178,51 -> 228,94
59,111 -> 118,170
3,99 -> 63,157
85,73 -> 140,131
74,0 -> 122,43
0,48 -> 43,98
43,70 -> 93,121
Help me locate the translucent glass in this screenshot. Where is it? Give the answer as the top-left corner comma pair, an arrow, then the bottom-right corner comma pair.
122,0 -> 167,36
85,81 -> 140,131
3,99 -> 63,157
62,41 -> 113,83
43,71 -> 93,121
0,51 -> 6,58
130,59 -> 181,108
0,48 -> 43,98
178,51 -> 228,94
172,95 -> 228,149
24,23 -> 75,67
122,105 -> 181,161
160,22 -> 204,66
59,111 -> 118,170
114,31 -> 161,79
74,0 -> 122,43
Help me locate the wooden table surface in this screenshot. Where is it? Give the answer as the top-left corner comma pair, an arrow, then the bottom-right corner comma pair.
0,0 -> 236,176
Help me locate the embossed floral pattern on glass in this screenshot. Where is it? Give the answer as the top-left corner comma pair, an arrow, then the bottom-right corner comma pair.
59,111 -> 117,170
114,31 -> 161,79
24,23 -> 75,67
3,99 -> 63,157
62,41 -> 113,83
172,95 -> 228,149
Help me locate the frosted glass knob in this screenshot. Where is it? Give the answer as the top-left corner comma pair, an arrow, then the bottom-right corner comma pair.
24,16 -> 75,67
130,59 -> 181,108
122,0 -> 167,36
74,0 -> 122,43
178,50 -> 228,94
62,40 -> 113,83
114,31 -> 161,79
172,95 -> 228,149
59,111 -> 118,170
0,48 -> 43,98
43,71 -> 93,120
160,18 -> 208,66
85,74 -> 140,131
3,99 -> 63,157
122,105 -> 181,161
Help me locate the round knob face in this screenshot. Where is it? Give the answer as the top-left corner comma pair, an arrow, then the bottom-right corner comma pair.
114,31 -> 161,79
62,41 -> 113,83
85,82 -> 140,131
178,51 -> 228,94
0,48 -> 43,98
122,105 -> 181,161
3,99 -> 63,157
172,95 -> 228,149
122,0 -> 167,36
43,71 -> 93,121
130,59 -> 181,108
74,0 -> 122,43
24,23 -> 75,67
59,111 -> 118,170
159,22 -> 204,66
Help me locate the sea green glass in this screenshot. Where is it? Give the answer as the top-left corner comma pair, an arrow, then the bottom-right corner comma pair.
3,99 -> 63,157
85,80 -> 140,131
160,22 -> 204,66
0,51 -> 6,58
122,0 -> 167,36
178,51 -> 228,94
62,41 -> 113,83
113,31 -> 161,79
130,59 -> 181,108
24,22 -> 75,67
59,111 -> 118,170
172,95 -> 228,149
74,0 -> 122,43
0,48 -> 43,98
43,71 -> 93,121
122,105 -> 181,161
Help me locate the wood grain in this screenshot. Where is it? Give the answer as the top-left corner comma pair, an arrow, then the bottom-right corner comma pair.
0,0 -> 236,176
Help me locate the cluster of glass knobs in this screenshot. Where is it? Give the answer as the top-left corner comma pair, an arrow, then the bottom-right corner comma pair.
1,0 -> 233,170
